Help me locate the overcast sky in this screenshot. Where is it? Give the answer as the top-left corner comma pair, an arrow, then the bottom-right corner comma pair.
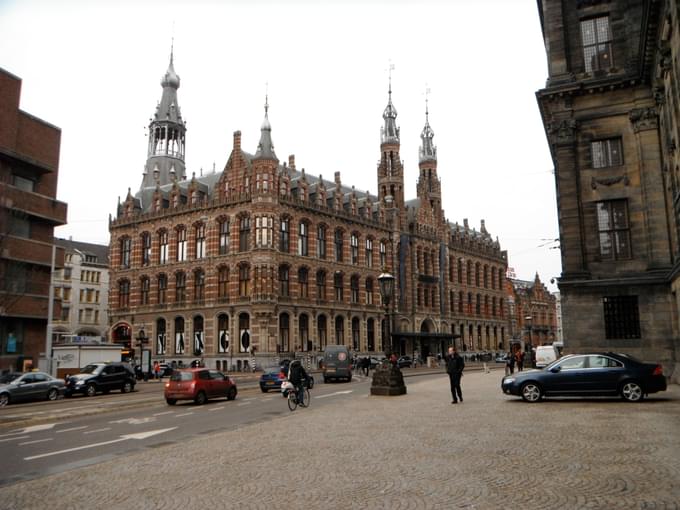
0,0 -> 561,290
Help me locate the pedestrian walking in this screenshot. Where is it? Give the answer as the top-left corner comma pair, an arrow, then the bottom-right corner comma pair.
516,350 -> 524,372
505,350 -> 515,375
445,346 -> 464,404
362,356 -> 370,376
153,361 -> 160,380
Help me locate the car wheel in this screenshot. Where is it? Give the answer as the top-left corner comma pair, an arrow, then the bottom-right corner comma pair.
166,398 -> 177,406
0,393 -> 9,407
121,381 -> 133,393
520,382 -> 543,403
194,391 -> 207,405
47,388 -> 59,401
620,381 -> 644,402
86,384 -> 97,397
227,387 -> 237,401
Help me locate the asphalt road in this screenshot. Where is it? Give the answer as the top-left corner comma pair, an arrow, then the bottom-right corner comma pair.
0,372 -> 410,487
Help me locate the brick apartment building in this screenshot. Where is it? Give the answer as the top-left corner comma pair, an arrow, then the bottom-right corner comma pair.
0,67 -> 67,373
108,52 -> 510,370
505,273 -> 558,350
536,0 -> 680,379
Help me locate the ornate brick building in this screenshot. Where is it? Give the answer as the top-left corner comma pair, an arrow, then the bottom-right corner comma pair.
108,53 -> 510,370
0,67 -> 67,373
536,0 -> 680,379
505,273 -> 558,350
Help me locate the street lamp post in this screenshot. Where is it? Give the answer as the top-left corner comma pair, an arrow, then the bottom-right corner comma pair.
370,271 -> 406,396
136,327 -> 149,381
524,316 -> 533,368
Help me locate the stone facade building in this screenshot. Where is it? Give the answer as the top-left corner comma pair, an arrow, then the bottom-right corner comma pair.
536,0 -> 680,379
505,273 -> 558,350
51,239 -> 110,347
108,53 -> 510,370
0,67 -> 67,373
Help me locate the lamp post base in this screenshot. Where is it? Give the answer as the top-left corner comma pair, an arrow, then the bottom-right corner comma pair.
370,362 -> 407,396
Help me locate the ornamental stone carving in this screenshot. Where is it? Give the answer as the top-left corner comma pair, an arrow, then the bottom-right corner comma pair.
591,175 -> 630,189
629,107 -> 658,133
549,118 -> 577,146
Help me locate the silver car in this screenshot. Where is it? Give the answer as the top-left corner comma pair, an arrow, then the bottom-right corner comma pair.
0,371 -> 65,407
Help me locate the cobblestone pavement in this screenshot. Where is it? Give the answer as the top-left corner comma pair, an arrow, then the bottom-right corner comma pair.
2,371 -> 679,510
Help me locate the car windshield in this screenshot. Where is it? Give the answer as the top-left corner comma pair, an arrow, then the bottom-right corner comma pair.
170,371 -> 194,382
80,364 -> 103,374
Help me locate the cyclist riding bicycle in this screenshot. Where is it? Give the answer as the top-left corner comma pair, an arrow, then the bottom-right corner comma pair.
287,359 -> 310,405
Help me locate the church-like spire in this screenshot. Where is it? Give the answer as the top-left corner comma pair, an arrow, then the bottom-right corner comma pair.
253,94 -> 277,160
419,96 -> 437,163
381,74 -> 400,144
140,43 -> 187,189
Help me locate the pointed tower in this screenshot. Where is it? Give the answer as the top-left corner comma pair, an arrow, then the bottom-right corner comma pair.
416,98 -> 443,229
252,95 -> 279,197
377,77 -> 405,227
141,45 -> 187,189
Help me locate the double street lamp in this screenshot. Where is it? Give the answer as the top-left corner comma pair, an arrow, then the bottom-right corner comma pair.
370,271 -> 406,396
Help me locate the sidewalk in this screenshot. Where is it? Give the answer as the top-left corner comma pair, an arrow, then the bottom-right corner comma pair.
2,370 -> 678,509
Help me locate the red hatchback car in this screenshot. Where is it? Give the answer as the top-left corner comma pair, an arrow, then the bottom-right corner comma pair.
164,368 -> 237,405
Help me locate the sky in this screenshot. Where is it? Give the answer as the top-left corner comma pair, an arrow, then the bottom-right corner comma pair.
0,0 -> 561,290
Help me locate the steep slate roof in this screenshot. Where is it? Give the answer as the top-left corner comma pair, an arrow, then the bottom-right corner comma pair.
55,238 -> 110,266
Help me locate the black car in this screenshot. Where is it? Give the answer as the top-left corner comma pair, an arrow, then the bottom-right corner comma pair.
397,356 -> 413,368
501,352 -> 667,403
65,362 -> 136,397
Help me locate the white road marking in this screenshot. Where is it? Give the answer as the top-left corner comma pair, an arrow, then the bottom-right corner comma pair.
57,426 -> 88,434
24,428 -> 177,461
175,413 -> 194,417
0,431 -> 31,439
0,435 -> 29,443
236,401 -> 252,406
109,417 -> 157,425
208,406 -> 225,412
84,427 -> 111,434
22,423 -> 57,434
314,390 -> 353,399
153,411 -> 174,416
19,438 -> 53,446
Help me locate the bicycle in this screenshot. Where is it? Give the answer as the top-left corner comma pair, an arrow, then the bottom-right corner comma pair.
284,381 -> 311,411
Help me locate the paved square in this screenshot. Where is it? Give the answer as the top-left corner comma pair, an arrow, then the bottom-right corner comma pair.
1,371 -> 678,509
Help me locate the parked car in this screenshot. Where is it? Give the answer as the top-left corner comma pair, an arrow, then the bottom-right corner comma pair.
369,356 -> 386,369
495,354 -> 510,364
397,356 -> 413,368
0,371 -> 66,407
0,371 -> 23,384
65,362 -> 136,397
165,368 -> 237,405
501,352 -> 667,403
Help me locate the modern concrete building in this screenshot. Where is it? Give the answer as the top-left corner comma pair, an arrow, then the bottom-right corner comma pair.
108,52 -> 511,371
0,67 -> 67,373
536,0 -> 680,380
51,238 -> 110,349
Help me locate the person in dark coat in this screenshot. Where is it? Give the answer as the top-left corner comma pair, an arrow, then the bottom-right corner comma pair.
445,346 -> 465,404
362,356 -> 370,376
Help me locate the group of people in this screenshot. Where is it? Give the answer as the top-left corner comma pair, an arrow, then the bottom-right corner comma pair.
504,350 -> 532,375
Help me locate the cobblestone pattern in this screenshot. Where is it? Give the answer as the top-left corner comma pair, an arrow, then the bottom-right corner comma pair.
2,372 -> 679,510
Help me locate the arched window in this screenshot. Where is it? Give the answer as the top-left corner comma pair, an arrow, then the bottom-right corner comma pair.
298,267 -> 309,298
366,278 -> 374,305
279,216 -> 290,252
334,229 -> 344,262
218,314 -> 229,353
176,227 -> 187,262
194,269 -> 205,301
157,274 -> 167,304
365,238 -> 373,268
317,315 -> 327,349
193,316 -> 204,355
239,313 -> 250,353
218,266 -> 229,301
279,313 -> 290,352
195,224 -> 206,259
334,272 -> 344,302
279,265 -> 290,297
475,262 -> 481,287
351,317 -> 360,350
239,264 -> 250,297
120,237 -> 131,269
175,317 -> 185,354
175,271 -> 186,303
317,224 -> 327,259
219,218 -> 230,255
335,315 -> 345,345
298,221 -> 309,256
140,276 -> 150,305
466,260 -> 472,285
367,318 -> 375,351
350,233 -> 359,264
314,270 -> 325,301
491,267 -> 497,290
239,216 -> 250,252
158,230 -> 169,264
118,280 -> 130,308
350,275 -> 360,303
299,314 -> 310,351
380,240 -> 387,268
458,258 -> 463,284
156,318 -> 166,355
141,232 -> 151,266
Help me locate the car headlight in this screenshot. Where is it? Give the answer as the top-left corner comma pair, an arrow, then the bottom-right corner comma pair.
75,380 -> 84,386
503,378 -> 515,384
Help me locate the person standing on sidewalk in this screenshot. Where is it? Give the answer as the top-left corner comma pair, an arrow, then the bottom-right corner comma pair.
445,346 -> 464,404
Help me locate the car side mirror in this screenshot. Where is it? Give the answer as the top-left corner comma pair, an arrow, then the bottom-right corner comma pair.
550,366 -> 561,373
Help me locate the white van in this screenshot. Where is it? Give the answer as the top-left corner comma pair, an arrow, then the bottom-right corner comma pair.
535,345 -> 560,368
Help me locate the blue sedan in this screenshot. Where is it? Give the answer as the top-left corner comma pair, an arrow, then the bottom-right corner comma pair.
259,366 -> 286,393
501,352 -> 667,403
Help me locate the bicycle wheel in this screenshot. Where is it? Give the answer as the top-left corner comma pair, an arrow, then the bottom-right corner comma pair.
299,388 -> 311,408
287,392 -> 298,411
